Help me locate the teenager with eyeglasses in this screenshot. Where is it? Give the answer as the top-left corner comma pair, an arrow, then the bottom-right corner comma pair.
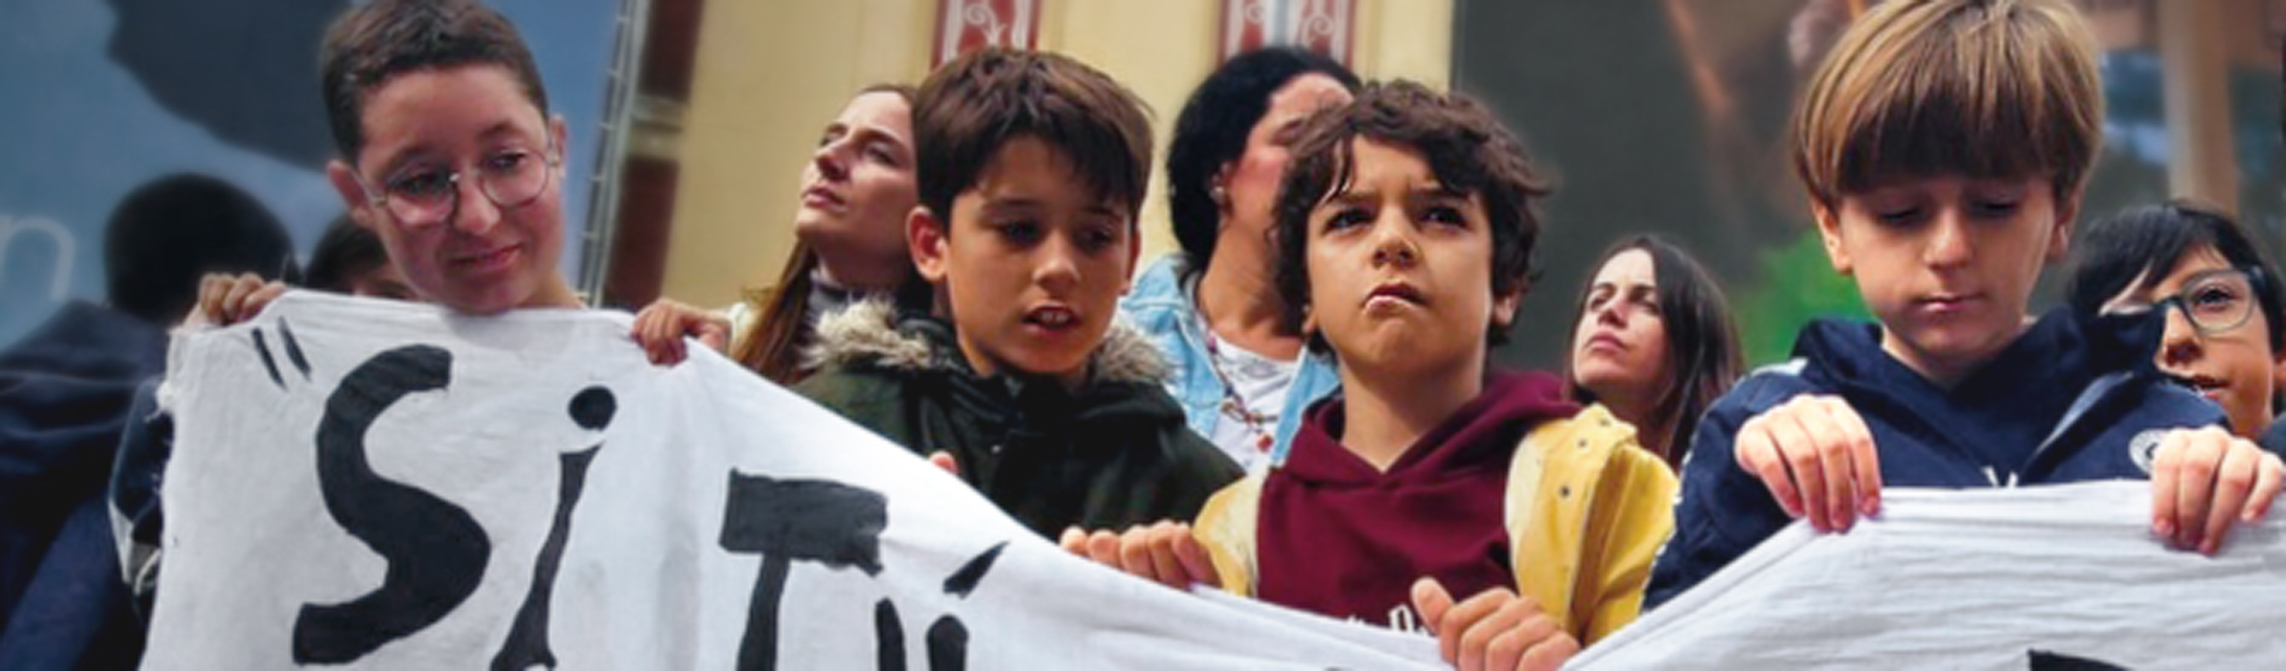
190,0 -> 580,325
115,1 -> 587,647
2068,201 -> 2286,452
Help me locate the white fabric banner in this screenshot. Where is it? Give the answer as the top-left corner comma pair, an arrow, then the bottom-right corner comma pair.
1570,482 -> 2286,669
143,293 -> 1439,670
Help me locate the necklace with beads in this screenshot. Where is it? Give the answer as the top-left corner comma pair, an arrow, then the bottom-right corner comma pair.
1202,329 -> 1282,453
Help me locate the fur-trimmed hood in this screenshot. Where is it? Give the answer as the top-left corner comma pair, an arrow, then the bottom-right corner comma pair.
804,298 -> 1170,386
789,299 -> 1242,539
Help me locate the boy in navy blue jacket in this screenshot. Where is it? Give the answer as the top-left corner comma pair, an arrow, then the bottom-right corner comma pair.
1647,0 -> 2284,608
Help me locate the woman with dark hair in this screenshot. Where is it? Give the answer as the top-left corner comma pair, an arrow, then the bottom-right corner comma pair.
1566,235 -> 1743,467
633,84 -> 927,383
1120,47 -> 1360,469
2067,201 -> 2285,450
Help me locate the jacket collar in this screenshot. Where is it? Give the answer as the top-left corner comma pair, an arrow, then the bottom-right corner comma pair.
1793,308 -> 2161,399
804,298 -> 1172,386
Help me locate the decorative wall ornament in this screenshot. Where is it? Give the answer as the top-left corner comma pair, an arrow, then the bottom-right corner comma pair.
935,0 -> 1041,67
1220,0 -> 1353,65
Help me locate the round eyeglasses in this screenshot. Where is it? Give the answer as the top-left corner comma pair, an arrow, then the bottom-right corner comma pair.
2109,267 -> 2266,335
352,142 -> 561,227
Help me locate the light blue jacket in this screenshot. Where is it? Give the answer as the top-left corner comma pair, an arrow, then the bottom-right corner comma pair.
1119,254 -> 1341,466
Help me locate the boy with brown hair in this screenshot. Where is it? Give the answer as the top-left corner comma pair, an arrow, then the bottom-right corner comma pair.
1649,0 -> 2284,608
794,49 -> 1241,539
1073,81 -> 1678,670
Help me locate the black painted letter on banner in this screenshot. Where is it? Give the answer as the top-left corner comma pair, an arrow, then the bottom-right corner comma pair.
719,474 -> 888,670
293,345 -> 491,664
491,386 -> 615,671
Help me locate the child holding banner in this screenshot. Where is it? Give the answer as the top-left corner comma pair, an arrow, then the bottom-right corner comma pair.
1070,81 -> 1679,670
117,0 -> 587,621
188,0 -> 582,323
792,49 -> 1242,539
1646,0 -> 2286,609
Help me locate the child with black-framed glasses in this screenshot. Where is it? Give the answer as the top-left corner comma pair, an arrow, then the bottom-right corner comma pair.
2068,201 -> 2286,451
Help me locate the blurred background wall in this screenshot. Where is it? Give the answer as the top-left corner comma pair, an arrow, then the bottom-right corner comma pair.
1,0 -> 2276,368
640,0 -> 1455,312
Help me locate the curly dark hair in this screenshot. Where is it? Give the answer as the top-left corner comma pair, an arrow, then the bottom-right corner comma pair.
1166,47 -> 1359,273
1272,80 -> 1551,355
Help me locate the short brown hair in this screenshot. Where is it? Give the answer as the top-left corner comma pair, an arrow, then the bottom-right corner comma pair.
319,0 -> 549,163
911,48 -> 1154,227
1273,80 -> 1551,353
1793,0 -> 2101,210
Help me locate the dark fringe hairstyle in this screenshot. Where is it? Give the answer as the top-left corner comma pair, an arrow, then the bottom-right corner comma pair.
911,48 -> 1154,227
2066,201 -> 2285,412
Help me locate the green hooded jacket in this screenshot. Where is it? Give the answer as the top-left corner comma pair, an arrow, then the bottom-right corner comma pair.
794,300 -> 1241,538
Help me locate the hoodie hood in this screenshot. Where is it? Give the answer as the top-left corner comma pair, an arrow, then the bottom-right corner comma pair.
1282,370 -> 1578,485
0,302 -> 166,381
1791,308 -> 2167,480
0,302 -> 167,532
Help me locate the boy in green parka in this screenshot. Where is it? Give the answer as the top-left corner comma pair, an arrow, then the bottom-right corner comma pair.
793,48 -> 1241,539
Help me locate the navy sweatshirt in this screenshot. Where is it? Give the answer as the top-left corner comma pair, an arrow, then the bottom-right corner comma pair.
1646,310 -> 2224,609
0,302 -> 165,669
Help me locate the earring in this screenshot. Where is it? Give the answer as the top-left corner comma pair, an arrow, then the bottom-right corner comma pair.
1211,184 -> 1228,205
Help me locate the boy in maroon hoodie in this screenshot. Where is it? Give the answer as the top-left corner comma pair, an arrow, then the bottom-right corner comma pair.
1067,81 -> 1678,670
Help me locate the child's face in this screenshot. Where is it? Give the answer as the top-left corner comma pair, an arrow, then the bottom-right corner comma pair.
913,136 -> 1139,388
1301,138 -> 1516,379
1816,174 -> 2073,383
2100,245 -> 2279,441
327,64 -> 577,315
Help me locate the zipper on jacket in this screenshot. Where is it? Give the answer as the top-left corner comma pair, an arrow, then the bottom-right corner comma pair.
1979,465 -> 2022,488
2020,370 -> 2136,479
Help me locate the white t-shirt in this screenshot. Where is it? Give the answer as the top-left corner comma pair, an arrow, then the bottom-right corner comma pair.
1205,335 -> 1297,470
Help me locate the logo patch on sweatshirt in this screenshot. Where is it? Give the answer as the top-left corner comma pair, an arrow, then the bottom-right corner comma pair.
2129,429 -> 2167,475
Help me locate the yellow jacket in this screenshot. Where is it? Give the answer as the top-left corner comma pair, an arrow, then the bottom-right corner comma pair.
1191,404 -> 1677,645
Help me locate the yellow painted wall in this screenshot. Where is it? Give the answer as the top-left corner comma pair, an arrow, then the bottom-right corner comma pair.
662,0 -> 1453,307
1353,0 -> 1453,91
